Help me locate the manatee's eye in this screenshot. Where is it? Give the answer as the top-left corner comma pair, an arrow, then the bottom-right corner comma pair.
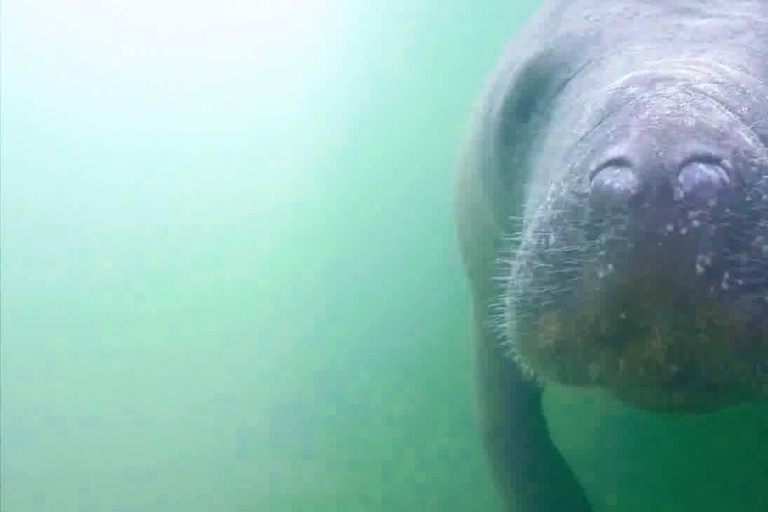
511,69 -> 550,126
497,42 -> 586,170
485,37 -> 588,224
499,61 -> 553,148
495,64 -> 553,186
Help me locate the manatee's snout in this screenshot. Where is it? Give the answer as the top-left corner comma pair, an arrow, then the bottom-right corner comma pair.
589,153 -> 731,213
588,85 -> 740,215
507,79 -> 768,413
586,103 -> 741,291
583,89 -> 757,301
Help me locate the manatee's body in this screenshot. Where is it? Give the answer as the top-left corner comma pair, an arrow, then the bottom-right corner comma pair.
455,1 -> 768,511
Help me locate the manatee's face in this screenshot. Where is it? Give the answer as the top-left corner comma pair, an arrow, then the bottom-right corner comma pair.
505,61 -> 768,413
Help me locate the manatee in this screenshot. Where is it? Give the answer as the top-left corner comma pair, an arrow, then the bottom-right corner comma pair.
455,1 -> 768,511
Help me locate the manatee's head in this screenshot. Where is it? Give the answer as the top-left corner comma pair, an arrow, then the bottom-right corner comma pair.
504,59 -> 768,413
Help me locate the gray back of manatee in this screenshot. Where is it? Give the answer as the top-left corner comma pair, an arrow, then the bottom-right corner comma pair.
455,1 -> 768,511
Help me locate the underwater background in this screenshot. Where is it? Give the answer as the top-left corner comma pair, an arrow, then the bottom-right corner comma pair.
1,1 -> 539,510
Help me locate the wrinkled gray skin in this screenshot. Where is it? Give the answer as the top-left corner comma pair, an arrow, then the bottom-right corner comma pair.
455,1 -> 768,511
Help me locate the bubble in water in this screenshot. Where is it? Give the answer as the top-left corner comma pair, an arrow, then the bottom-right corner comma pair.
695,253 -> 712,275
721,271 -> 730,290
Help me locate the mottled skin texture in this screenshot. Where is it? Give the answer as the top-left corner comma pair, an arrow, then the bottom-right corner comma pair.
455,1 -> 768,511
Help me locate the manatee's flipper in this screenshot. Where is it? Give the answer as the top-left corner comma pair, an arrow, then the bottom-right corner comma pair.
454,29 -> 594,509
457,144 -> 594,511
473,315 -> 593,512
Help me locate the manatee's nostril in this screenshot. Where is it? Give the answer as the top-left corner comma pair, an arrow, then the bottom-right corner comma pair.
589,163 -> 641,208
676,160 -> 731,201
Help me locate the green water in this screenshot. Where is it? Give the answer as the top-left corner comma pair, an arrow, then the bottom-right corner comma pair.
1,1 -> 538,510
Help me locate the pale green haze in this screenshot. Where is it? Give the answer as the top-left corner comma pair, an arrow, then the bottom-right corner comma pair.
0,1 -> 537,510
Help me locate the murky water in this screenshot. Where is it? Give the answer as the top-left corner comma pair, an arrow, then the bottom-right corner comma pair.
8,2 -> 763,511
1,1 -> 533,510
